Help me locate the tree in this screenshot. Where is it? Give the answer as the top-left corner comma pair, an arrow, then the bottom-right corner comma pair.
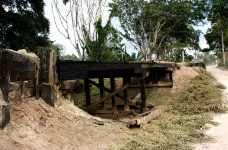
52,0 -> 108,60
110,0 -> 208,60
85,17 -> 125,62
0,0 -> 51,52
206,0 -> 228,65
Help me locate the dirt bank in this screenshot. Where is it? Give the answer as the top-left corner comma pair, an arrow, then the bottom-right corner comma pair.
0,98 -> 126,150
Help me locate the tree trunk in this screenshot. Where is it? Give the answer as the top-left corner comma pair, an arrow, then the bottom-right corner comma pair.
221,31 -> 226,65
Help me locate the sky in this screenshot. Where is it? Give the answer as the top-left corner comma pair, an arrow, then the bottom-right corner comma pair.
44,0 -> 210,56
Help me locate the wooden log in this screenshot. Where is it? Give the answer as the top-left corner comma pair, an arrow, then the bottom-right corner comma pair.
110,77 -> 117,111
128,106 -> 164,128
123,77 -> 130,112
0,102 -> 10,129
84,79 -> 91,107
85,83 -> 130,111
87,79 -> 124,100
9,50 -> 38,63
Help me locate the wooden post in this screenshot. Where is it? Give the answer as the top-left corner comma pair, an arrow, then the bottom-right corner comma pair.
0,50 -> 12,129
99,78 -> 105,109
169,72 -> 173,83
84,78 -> 91,107
140,77 -> 147,113
110,77 -> 117,111
21,81 -> 28,100
123,77 -> 130,112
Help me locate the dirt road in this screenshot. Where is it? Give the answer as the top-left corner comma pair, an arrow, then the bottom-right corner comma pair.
195,66 -> 228,150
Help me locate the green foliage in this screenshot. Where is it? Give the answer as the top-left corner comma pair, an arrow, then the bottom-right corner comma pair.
0,0 -> 51,52
175,48 -> 194,63
85,17 -> 125,62
110,0 -> 207,59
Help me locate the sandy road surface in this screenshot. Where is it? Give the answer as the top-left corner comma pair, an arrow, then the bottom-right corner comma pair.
195,66 -> 228,150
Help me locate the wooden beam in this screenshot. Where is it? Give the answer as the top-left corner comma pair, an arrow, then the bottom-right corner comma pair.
129,83 -> 173,88
84,79 -> 91,107
99,78 -> 105,109
110,77 -> 117,111
87,79 -> 124,100
85,83 -> 130,111
140,78 -> 147,113
0,51 -> 12,103
10,71 -> 36,82
128,106 -> 164,128
11,61 -> 36,72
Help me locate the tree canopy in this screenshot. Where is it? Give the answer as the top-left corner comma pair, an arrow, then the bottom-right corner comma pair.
0,0 -> 51,52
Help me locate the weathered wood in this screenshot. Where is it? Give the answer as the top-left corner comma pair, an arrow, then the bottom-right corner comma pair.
0,51 -> 12,103
99,78 -> 105,109
39,84 -> 56,107
85,83 -> 130,111
0,102 -> 10,129
38,47 -> 57,85
128,107 -> 164,127
87,79 -> 124,100
110,77 -> 117,111
10,71 -> 36,82
21,81 -> 28,99
11,61 -> 36,72
26,88 -> 36,97
123,77 -> 130,112
84,79 -> 91,107
140,78 -> 147,113
129,83 -> 173,88
9,80 -> 36,91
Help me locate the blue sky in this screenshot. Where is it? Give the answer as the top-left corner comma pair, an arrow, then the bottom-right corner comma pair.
44,0 -> 210,56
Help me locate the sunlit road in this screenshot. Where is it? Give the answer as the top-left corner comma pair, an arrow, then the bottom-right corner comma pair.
195,66 -> 228,150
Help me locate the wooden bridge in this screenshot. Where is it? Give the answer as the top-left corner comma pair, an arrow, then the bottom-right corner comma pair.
57,60 -> 174,114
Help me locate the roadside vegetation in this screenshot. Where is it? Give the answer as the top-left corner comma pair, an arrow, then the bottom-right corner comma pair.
74,67 -> 225,150
116,68 -> 225,150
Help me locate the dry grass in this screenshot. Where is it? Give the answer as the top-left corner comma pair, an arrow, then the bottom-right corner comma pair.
73,68 -> 225,150
112,68 -> 225,150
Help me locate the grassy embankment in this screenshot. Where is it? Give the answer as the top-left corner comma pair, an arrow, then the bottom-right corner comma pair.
74,68 -> 226,150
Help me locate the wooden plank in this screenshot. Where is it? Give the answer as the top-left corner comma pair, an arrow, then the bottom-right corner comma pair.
129,83 -> 173,88
84,79 -> 91,107
85,83 -> 130,111
128,106 -> 164,127
87,79 -> 124,100
58,71 -> 87,80
11,61 -> 36,72
9,80 -> 36,91
10,71 -> 36,82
